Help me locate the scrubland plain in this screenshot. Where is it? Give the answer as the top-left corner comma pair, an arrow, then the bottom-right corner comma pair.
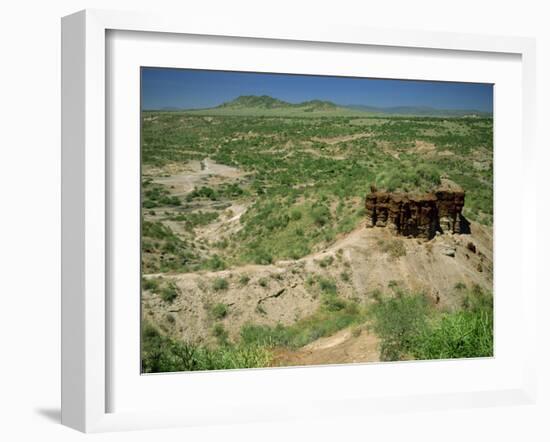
141,97 -> 493,372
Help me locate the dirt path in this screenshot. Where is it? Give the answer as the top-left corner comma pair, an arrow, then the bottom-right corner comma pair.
271,327 -> 380,367
311,133 -> 372,145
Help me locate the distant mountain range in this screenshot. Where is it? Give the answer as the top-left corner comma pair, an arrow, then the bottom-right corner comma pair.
345,104 -> 491,117
146,95 -> 492,118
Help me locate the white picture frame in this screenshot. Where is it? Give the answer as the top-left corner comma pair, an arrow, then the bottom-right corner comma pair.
61,9 -> 537,433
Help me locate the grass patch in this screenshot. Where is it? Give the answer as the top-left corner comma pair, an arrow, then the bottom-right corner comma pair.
369,286 -> 493,361
142,321 -> 272,372
377,238 -> 407,258
414,309 -> 493,360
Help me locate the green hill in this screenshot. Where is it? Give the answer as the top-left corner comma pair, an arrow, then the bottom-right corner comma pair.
158,95 -> 491,118
185,95 -> 368,117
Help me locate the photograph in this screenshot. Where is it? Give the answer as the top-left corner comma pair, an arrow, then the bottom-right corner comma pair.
139,68 -> 494,373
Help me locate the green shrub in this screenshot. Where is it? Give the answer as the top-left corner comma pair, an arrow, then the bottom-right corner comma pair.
186,186 -> 218,201
212,323 -> 229,344
318,277 -> 337,295
290,208 -> 302,221
369,291 -> 430,361
318,255 -> 334,268
212,278 -> 229,291
311,204 -> 331,226
143,277 -> 160,292
340,272 -> 351,282
210,303 -> 228,319
322,294 -> 347,312
206,254 -> 226,271
160,282 -> 178,303
239,275 -> 250,285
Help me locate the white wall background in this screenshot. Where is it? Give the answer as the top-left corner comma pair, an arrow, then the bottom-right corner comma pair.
0,1 -> 547,441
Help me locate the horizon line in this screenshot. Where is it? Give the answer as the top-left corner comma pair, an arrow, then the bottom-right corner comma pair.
142,94 -> 493,114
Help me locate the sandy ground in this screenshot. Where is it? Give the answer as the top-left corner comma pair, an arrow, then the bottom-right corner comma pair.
272,327 -> 380,367
151,159 -> 247,197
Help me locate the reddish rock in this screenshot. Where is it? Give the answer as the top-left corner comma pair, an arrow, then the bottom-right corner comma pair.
365,180 -> 466,239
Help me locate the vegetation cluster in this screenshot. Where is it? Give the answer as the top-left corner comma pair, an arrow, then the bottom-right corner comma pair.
142,283 -> 492,372
141,113 -> 493,273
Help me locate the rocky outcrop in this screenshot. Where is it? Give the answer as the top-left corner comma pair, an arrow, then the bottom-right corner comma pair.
365,180 -> 466,239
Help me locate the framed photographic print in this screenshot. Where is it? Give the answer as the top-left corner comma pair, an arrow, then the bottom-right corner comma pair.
139,67 -> 494,373
61,9 -> 537,432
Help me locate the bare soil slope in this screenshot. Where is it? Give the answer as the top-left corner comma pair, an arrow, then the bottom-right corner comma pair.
143,219 -> 492,347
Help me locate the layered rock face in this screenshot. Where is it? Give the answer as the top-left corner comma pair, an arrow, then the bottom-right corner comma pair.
365,180 -> 465,239
434,185 -> 465,234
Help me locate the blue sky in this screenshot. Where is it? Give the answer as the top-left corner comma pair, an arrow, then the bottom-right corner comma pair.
141,67 -> 493,112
